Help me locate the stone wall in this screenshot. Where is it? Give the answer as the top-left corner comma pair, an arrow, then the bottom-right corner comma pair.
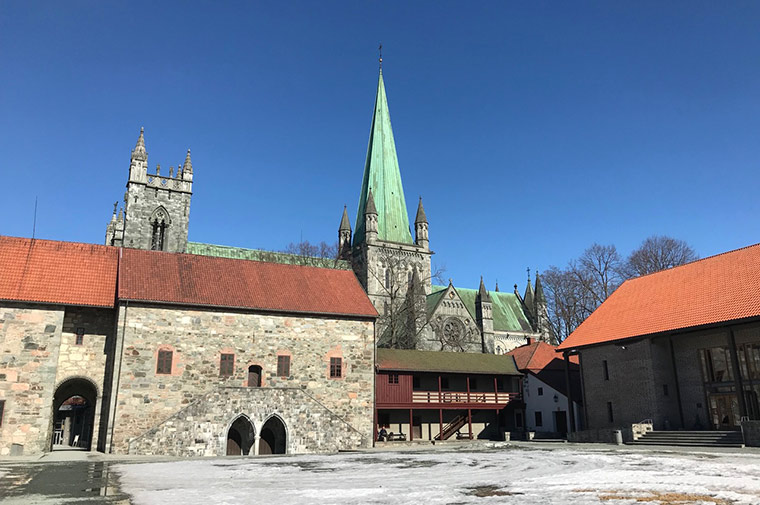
109,304 -> 374,454
740,420 -> 760,447
127,386 -> 365,456
123,180 -> 191,253
0,305 -> 64,456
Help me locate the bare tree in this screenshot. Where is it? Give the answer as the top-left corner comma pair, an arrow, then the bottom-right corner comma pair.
280,240 -> 342,267
572,243 -> 625,310
625,235 -> 698,277
371,247 -> 445,349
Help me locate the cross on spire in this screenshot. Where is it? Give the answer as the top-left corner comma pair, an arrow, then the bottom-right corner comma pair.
527,267 -> 531,283
378,43 -> 383,70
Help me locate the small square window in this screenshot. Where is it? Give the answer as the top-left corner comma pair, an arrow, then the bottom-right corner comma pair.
156,349 -> 173,375
388,373 -> 399,384
537,387 -> 544,396
219,353 -> 234,377
535,411 -> 543,427
277,355 -> 291,377
330,357 -> 342,378
75,328 -> 85,346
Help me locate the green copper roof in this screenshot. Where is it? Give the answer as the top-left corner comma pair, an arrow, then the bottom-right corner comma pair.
353,70 -> 413,246
186,242 -> 352,270
430,284 -> 533,333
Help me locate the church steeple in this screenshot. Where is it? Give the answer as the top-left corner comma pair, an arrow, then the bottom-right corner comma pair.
353,68 -> 413,246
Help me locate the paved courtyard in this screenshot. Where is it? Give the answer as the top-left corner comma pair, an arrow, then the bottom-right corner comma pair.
2,444 -> 760,505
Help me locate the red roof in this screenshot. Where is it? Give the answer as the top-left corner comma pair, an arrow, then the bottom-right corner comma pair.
119,247 -> 378,318
0,236 -> 117,307
508,341 -> 578,371
558,243 -> 760,350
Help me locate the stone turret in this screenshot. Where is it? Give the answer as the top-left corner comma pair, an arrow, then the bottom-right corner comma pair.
364,189 -> 378,244
533,272 -> 553,343
414,197 -> 429,249
128,127 -> 148,184
182,149 -> 193,181
338,206 -> 352,260
475,276 -> 495,353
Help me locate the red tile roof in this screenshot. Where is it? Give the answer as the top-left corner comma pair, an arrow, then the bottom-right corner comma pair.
508,341 -> 578,371
558,243 -> 760,350
0,236 -> 117,307
119,247 -> 378,318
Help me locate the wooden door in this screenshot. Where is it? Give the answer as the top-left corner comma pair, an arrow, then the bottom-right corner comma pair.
709,394 -> 738,429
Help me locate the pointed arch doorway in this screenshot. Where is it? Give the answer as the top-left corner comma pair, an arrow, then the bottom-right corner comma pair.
226,416 -> 255,456
259,416 -> 287,455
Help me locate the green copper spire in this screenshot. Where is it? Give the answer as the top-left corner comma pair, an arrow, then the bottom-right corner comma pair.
353,69 -> 413,245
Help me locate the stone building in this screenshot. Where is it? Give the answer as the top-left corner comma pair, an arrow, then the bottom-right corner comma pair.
0,236 -> 376,456
557,243 -> 760,441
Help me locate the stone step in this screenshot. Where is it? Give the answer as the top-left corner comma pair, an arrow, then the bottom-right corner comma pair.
632,430 -> 744,448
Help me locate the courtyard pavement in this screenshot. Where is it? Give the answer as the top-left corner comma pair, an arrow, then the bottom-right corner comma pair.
1,442 -> 759,504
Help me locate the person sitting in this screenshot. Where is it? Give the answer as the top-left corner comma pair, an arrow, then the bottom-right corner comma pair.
378,427 -> 388,442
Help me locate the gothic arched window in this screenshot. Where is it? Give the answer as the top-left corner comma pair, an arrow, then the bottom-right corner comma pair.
149,207 -> 170,251
385,269 -> 391,290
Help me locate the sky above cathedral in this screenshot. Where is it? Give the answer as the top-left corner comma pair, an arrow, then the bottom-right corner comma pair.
2,2 -> 760,291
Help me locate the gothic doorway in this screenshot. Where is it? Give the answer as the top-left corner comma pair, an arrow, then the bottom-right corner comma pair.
226,416 -> 255,456
259,416 -> 286,455
51,378 -> 97,451
248,365 -> 262,387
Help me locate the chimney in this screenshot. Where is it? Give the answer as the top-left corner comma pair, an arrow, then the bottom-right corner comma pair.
526,337 -> 534,345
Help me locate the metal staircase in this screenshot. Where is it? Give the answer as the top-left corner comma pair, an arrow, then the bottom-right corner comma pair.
630,430 -> 744,448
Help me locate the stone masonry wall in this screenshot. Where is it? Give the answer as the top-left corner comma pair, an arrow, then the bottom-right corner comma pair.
127,387 -> 365,456
0,306 -> 64,456
109,305 -> 374,454
123,182 -> 191,253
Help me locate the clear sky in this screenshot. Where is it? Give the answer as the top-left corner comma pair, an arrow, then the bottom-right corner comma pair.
1,2 -> 759,292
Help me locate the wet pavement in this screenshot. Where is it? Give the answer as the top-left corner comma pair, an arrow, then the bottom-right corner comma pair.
0,459 -> 131,505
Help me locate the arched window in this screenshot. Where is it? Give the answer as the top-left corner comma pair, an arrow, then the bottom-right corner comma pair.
149,207 -> 170,251
385,269 -> 390,290
248,365 -> 262,387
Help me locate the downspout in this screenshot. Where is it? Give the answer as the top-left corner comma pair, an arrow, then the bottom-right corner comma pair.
563,351 -> 576,433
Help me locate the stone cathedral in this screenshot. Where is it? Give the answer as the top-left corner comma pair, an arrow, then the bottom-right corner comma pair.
104,66 -> 553,355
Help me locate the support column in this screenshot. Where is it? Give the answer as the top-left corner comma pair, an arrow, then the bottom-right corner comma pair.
467,409 -> 473,440
728,328 -> 748,417
409,409 -> 414,442
373,408 -> 378,447
439,409 -> 443,441
563,351 -> 577,433
254,434 -> 261,456
493,376 -> 499,404
466,376 -> 471,403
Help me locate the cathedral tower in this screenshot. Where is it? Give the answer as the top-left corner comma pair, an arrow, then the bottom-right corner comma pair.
350,67 -> 433,328
106,128 -> 193,252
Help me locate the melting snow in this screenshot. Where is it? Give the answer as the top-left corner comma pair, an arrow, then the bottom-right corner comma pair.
116,445 -> 760,505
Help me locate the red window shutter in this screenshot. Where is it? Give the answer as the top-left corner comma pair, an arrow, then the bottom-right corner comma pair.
330,357 -> 342,378
157,350 -> 173,374
277,355 -> 290,377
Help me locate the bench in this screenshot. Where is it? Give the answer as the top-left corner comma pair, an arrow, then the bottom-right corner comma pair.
386,433 -> 407,442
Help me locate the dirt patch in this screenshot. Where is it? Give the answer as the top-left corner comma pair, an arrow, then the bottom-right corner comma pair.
588,490 -> 732,504
464,485 -> 522,497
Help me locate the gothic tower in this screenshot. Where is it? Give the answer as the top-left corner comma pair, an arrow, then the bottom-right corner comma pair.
106,128 -> 193,252
349,66 -> 433,329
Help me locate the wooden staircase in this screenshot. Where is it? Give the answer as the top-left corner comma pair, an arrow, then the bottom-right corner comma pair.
434,414 -> 468,441
630,430 -> 744,448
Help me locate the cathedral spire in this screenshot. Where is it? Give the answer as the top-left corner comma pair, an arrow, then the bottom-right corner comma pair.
353,66 -> 413,246
183,149 -> 192,174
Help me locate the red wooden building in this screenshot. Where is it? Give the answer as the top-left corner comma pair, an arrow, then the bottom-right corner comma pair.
375,349 -> 523,442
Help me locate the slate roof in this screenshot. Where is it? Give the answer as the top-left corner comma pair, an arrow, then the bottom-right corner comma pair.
558,242 -> 760,350
186,242 -> 352,270
353,70 -> 414,245
0,236 -> 117,307
377,348 -> 521,375
429,285 -> 533,332
119,248 -> 377,318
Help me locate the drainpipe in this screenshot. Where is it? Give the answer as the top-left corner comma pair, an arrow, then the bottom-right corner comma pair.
563,351 -> 576,433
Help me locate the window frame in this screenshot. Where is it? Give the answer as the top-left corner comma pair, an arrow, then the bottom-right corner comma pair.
329,357 -> 343,379
156,349 -> 173,375
219,353 -> 235,377
75,327 -> 85,346
277,355 -> 291,378
537,387 -> 544,396
535,411 -> 543,427
388,373 -> 399,384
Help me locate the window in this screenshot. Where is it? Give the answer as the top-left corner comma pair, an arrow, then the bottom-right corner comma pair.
330,357 -> 342,378
277,355 -> 291,378
537,387 -> 544,396
248,365 -> 262,387
75,327 -> 85,346
407,271 -> 413,287
151,220 -> 166,251
440,377 -> 450,390
607,401 -> 614,423
219,353 -> 234,377
412,375 -> 421,390
156,349 -> 173,374
0,400 -> 4,427
535,411 -> 543,427
603,360 -> 609,380
385,269 -> 391,290
388,373 -> 399,384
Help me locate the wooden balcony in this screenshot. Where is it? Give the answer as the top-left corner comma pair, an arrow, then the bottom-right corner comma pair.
412,390 -> 520,405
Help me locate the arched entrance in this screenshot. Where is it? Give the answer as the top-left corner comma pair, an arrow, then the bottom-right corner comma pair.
259,416 -> 286,455
51,378 -> 97,451
226,416 -> 255,456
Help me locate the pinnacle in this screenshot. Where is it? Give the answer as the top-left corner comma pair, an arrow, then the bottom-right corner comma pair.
134,127 -> 146,153
183,148 -> 193,173
365,188 -> 378,215
339,205 -> 351,231
415,196 -> 427,224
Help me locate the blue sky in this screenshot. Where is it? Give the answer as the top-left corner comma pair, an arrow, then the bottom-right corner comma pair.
2,2 -> 759,291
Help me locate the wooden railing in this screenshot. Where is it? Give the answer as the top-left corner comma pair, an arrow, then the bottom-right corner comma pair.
411,391 -> 520,405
